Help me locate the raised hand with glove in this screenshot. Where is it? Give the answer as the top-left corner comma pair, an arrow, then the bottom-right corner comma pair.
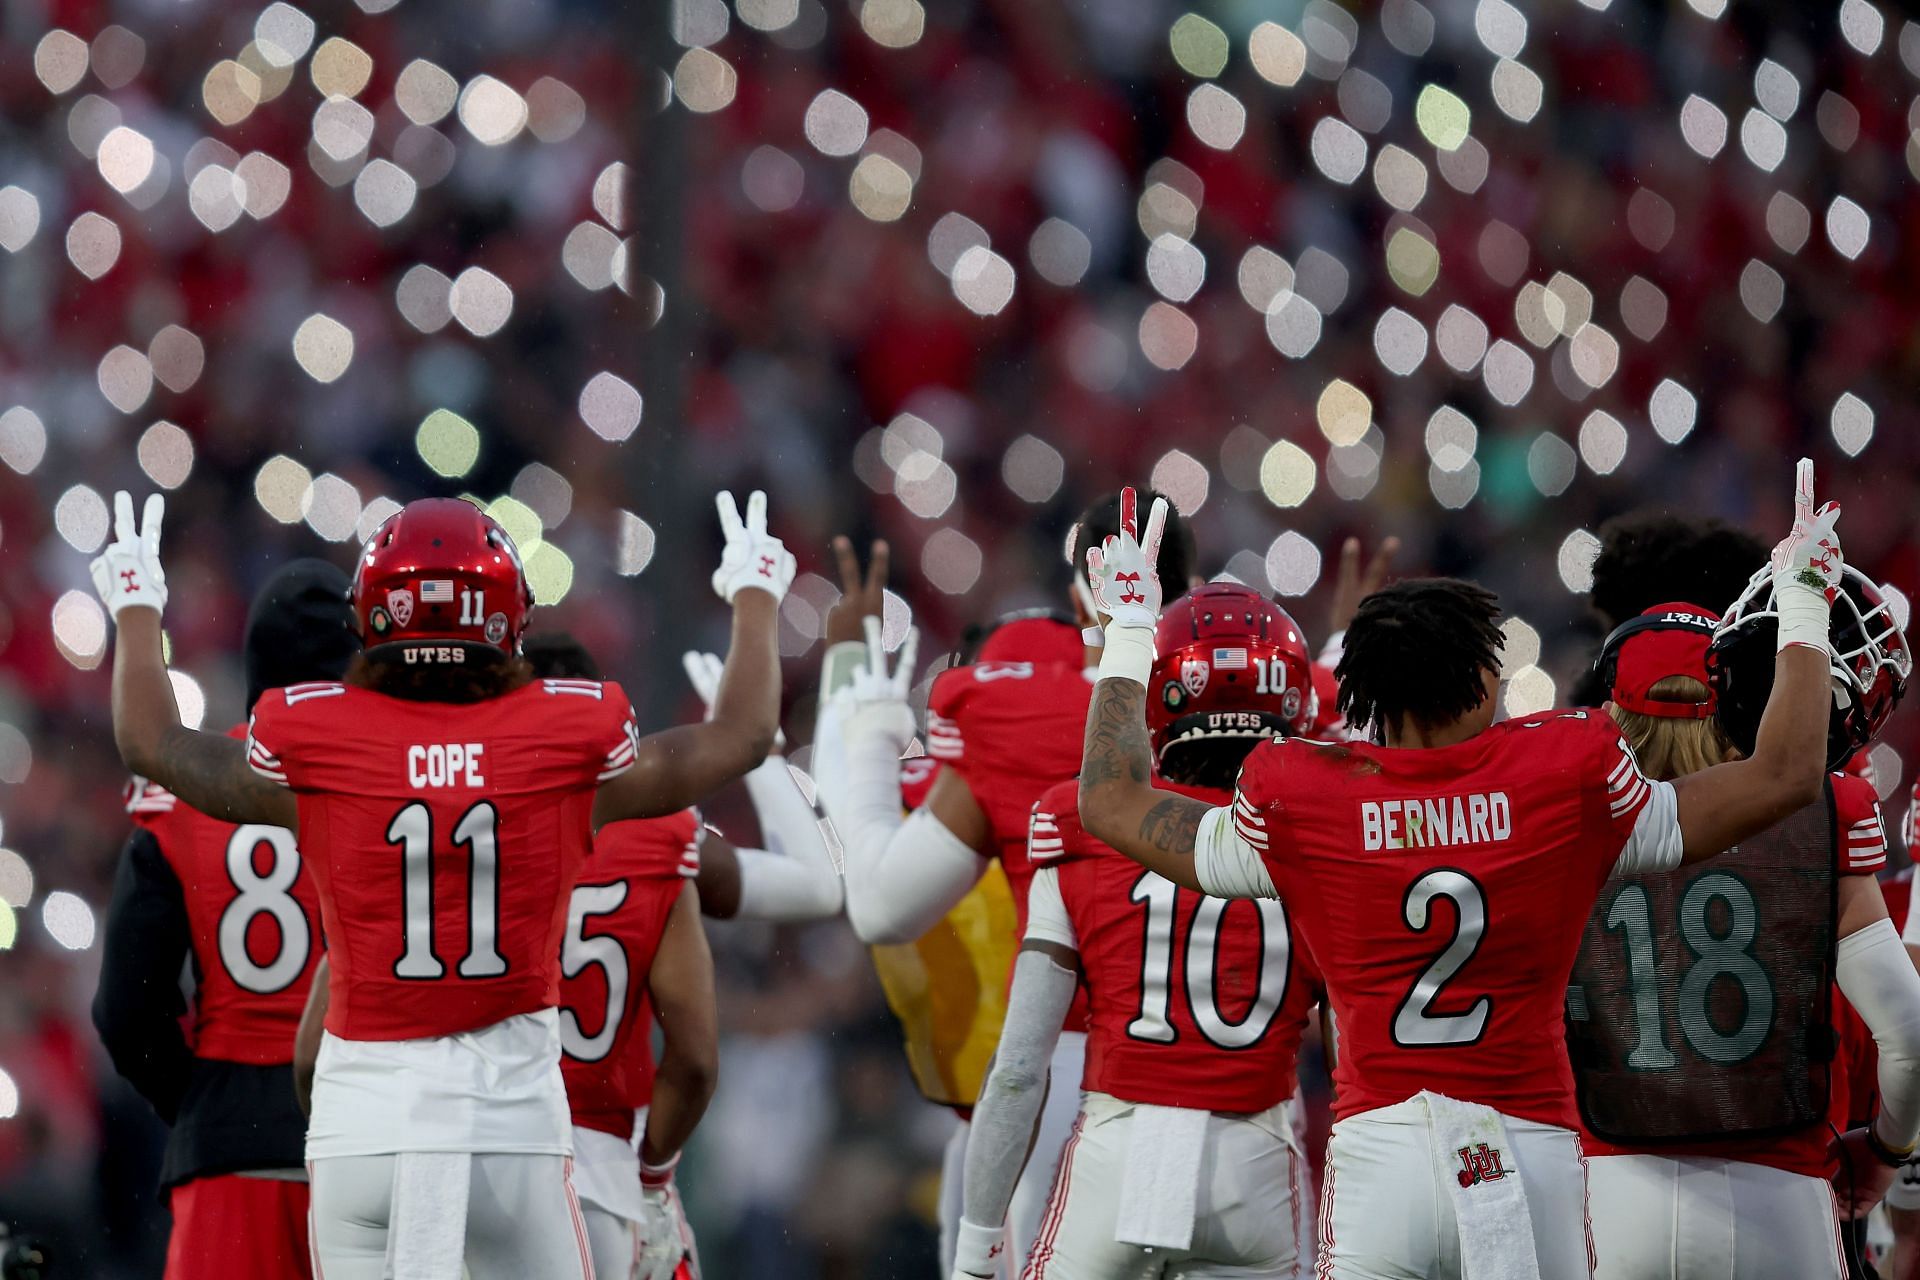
712,489 -> 795,606
1084,486 -> 1168,687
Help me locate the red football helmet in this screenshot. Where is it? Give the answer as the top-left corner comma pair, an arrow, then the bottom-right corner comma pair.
1147,583 -> 1316,763
351,498 -> 534,655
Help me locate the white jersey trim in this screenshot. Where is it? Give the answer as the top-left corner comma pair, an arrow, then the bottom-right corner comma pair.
1022,866 -> 1078,950
1610,777 -> 1683,876
1193,804 -> 1278,900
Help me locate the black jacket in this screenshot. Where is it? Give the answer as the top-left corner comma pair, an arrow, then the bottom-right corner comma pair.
91,830 -> 308,1190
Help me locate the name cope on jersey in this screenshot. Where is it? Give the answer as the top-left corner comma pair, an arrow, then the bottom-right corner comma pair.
408,742 -> 487,788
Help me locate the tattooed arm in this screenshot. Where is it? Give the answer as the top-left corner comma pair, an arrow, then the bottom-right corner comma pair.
113,610 -> 295,827
1077,678 -> 1214,892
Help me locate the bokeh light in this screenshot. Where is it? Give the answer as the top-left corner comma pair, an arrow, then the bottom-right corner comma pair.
579,373 -> 644,442
42,892 -> 96,951
416,410 -> 480,477
1557,528 -> 1601,593
1259,441 -> 1316,508
138,422 -> 195,489
1264,532 -> 1322,597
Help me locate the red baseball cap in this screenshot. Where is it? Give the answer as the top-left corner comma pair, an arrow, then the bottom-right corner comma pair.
1609,602 -> 1721,719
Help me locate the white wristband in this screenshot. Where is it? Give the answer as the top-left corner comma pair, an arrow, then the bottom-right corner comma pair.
952,1218 -> 1006,1277
1774,582 -> 1832,654
1096,623 -> 1155,687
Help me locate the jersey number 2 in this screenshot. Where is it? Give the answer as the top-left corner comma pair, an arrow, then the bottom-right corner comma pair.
385,801 -> 507,980
1127,871 -> 1292,1048
1391,870 -> 1490,1047
219,826 -> 311,994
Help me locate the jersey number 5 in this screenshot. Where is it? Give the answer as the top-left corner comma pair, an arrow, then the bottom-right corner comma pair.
219,826 -> 312,994
559,881 -> 631,1063
385,801 -> 508,980
1392,869 -> 1490,1048
1127,871 -> 1292,1049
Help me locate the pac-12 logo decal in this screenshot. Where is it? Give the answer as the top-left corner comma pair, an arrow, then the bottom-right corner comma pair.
1181,658 -> 1210,697
1455,1142 -> 1510,1188
387,588 -> 415,627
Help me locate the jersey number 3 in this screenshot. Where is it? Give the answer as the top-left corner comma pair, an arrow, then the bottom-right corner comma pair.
385,801 -> 507,980
1392,870 -> 1491,1048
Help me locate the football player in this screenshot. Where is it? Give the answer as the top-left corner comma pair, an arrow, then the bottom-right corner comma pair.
819,492 -> 1196,1275
951,584 -> 1325,1279
1072,466 -> 1841,1279
89,490 -> 790,1278
92,561 -> 357,1280
1569,590 -> 1918,1279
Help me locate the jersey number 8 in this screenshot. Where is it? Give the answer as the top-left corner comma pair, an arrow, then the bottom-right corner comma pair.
218,825 -> 312,995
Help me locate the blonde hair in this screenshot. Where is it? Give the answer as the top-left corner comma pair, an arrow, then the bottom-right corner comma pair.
1608,675 -> 1737,781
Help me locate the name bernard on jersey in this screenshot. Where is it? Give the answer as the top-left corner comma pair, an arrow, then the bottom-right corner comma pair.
1361,791 -> 1512,851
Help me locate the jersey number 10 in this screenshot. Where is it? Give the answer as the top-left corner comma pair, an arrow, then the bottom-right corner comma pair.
1126,871 -> 1292,1049
385,801 -> 508,980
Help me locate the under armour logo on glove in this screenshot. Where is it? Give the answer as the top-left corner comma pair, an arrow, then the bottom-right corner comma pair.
711,489 -> 796,605
1085,487 -> 1167,632
90,491 -> 169,620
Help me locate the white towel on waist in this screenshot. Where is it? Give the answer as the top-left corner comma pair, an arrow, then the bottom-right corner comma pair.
1113,1102 -> 1208,1250
389,1150 -> 470,1280
1419,1091 -> 1541,1280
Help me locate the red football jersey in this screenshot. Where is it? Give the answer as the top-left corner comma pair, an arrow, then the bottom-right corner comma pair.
560,810 -> 701,1141
1585,771 -> 1891,1176
1030,779 -> 1321,1113
127,727 -> 323,1064
1232,711 -> 1658,1127
247,677 -> 640,1041
899,755 -> 941,811
926,659 -> 1091,919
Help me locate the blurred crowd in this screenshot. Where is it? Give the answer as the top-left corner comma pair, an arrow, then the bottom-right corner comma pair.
2,0 -> 1918,1273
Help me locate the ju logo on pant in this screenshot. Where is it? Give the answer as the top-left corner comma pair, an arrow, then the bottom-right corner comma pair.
1455,1142 -> 1510,1188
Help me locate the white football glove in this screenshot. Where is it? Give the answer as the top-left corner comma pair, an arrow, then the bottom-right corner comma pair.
1769,458 -> 1842,652
681,650 -> 725,718
835,615 -> 919,756
89,491 -> 168,620
711,489 -> 796,605
950,1218 -> 1007,1280
635,1176 -> 698,1280
685,648 -> 785,751
1085,486 -> 1166,685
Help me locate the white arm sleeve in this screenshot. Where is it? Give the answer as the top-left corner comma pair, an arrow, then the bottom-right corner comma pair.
957,949 -> 1078,1262
1192,804 -> 1278,899
1610,778 -> 1684,876
827,717 -> 984,944
731,757 -> 843,922
1021,867 -> 1078,950
807,641 -> 867,823
1837,917 -> 1920,1149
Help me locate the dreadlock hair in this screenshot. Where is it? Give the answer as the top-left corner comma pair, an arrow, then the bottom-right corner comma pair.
522,632 -> 601,681
1336,578 -> 1504,742
1589,512 -> 1767,629
1069,489 -> 1197,592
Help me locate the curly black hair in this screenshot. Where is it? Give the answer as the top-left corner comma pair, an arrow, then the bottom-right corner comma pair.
1068,489 -> 1198,591
1588,512 -> 1767,629
1336,578 -> 1504,742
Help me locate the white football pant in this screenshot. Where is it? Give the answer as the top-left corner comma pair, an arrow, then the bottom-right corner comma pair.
307,1152 -> 593,1279
1020,1091 -> 1310,1279
1316,1100 -> 1591,1280
941,1031 -> 1089,1279
1586,1153 -> 1846,1280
